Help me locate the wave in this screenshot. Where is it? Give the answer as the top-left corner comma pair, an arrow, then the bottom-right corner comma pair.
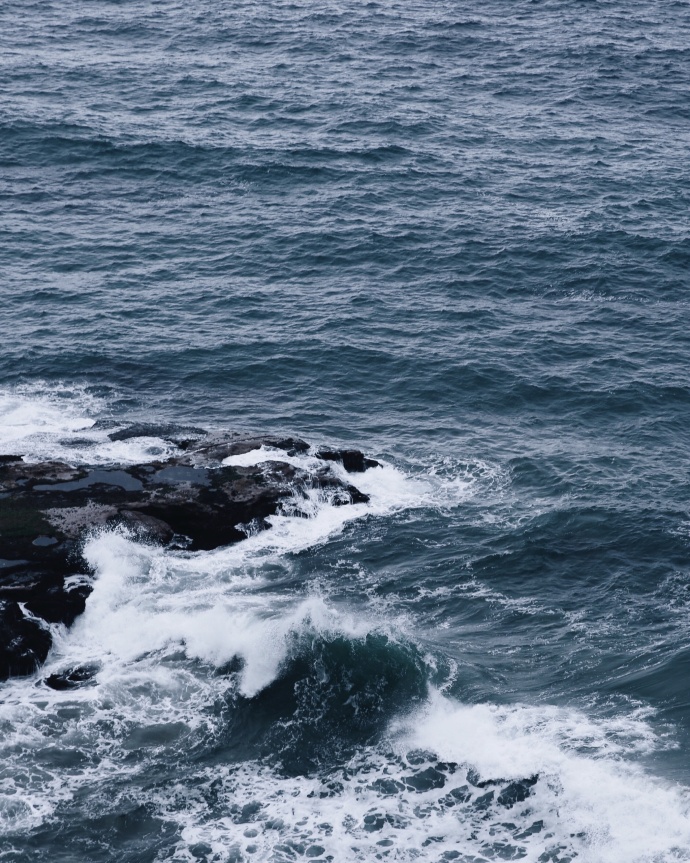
144,695 -> 690,863
1,386 -> 689,861
2,525 -> 689,861
0,383 -> 180,465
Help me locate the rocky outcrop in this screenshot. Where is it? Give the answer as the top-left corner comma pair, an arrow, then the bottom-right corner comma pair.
316,449 -> 380,473
0,430 -> 377,683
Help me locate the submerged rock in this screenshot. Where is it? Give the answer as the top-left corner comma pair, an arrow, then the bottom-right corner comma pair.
44,664 -> 99,691
316,449 -> 380,473
0,431 -> 376,683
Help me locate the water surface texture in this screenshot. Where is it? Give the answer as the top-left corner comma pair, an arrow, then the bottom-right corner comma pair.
2,1 -> 690,861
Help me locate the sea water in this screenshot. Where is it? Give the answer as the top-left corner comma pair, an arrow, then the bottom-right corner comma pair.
2,1 -> 690,861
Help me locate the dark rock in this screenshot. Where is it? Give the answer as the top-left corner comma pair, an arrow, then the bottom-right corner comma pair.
0,600 -> 51,679
190,434 -> 310,463
118,510 -> 175,544
107,423 -> 208,444
45,664 -> 99,691
0,432 -> 375,682
316,449 -> 380,473
24,581 -> 90,626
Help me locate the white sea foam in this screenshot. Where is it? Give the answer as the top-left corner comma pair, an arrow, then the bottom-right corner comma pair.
0,384 -> 180,465
146,694 -> 690,863
64,528 -> 376,697
224,444 -> 479,517
0,384 -> 98,451
222,445 -> 313,469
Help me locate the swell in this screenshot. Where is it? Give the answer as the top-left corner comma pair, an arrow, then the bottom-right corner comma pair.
0,120 -> 415,172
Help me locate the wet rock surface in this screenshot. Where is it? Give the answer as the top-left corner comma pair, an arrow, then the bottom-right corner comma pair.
0,430 -> 375,682
44,664 -> 100,691
316,449 -> 380,473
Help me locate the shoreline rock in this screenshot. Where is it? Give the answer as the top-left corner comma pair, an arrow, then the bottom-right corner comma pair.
0,430 -> 378,683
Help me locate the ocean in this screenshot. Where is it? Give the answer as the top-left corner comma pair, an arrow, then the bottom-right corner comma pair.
2,1 -> 690,860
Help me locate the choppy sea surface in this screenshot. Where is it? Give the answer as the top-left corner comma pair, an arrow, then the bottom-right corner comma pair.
2,1 -> 690,860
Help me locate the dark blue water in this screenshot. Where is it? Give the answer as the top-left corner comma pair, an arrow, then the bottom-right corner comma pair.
2,1 -> 690,860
